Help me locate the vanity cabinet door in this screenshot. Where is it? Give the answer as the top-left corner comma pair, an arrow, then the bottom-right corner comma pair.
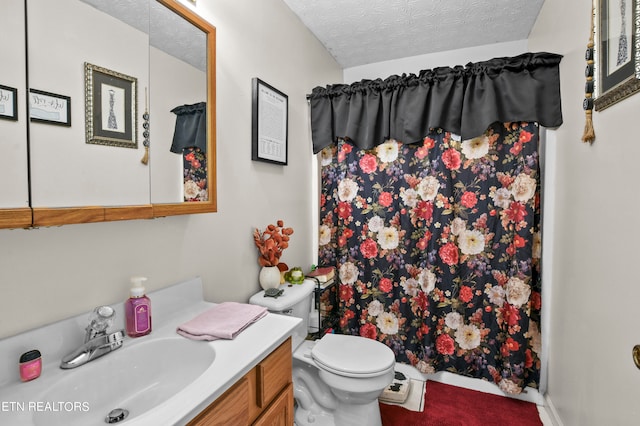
188,338 -> 293,426
252,383 -> 293,426
256,338 -> 292,408
187,377 -> 249,426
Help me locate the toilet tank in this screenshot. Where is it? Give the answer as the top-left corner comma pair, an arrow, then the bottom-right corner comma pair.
249,279 -> 316,350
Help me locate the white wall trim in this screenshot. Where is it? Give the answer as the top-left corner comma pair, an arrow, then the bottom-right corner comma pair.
544,392 -> 564,426
394,363 -> 545,406
539,127 -> 556,396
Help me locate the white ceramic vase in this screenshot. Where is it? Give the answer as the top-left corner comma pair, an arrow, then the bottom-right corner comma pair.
259,266 -> 281,290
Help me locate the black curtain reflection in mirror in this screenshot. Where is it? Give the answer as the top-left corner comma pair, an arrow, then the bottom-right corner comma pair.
171,102 -> 208,202
307,52 -> 563,153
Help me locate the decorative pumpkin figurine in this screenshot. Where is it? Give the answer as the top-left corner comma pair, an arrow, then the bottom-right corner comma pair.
284,267 -> 305,284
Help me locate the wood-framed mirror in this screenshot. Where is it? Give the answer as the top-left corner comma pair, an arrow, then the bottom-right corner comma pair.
0,0 -> 216,229
150,0 -> 217,219
0,0 -> 31,229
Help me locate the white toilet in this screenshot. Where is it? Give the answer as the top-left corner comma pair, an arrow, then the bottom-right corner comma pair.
249,279 -> 395,426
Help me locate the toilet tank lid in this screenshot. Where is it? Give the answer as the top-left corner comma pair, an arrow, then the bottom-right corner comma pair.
248,279 -> 315,311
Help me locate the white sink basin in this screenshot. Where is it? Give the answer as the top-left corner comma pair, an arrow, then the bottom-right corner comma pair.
0,278 -> 300,426
32,337 -> 215,426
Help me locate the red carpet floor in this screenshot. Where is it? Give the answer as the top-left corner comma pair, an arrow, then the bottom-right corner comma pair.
380,380 -> 543,426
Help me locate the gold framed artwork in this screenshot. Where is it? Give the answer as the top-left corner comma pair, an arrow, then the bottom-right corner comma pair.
594,0 -> 640,110
84,62 -> 137,148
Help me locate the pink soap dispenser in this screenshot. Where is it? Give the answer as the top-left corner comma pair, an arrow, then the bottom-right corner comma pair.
125,276 -> 152,337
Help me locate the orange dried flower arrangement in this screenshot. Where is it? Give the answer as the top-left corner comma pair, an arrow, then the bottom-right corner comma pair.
253,220 -> 294,267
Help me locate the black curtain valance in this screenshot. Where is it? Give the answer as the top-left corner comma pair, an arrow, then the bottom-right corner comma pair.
308,52 -> 563,153
170,102 -> 207,153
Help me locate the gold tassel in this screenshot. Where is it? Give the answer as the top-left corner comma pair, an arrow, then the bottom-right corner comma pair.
582,109 -> 595,143
582,2 -> 596,144
140,145 -> 149,165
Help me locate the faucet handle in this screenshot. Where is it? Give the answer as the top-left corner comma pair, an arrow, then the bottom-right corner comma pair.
85,306 -> 116,342
92,306 -> 115,328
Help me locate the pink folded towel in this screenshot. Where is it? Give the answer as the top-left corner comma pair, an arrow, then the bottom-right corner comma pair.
177,302 -> 268,341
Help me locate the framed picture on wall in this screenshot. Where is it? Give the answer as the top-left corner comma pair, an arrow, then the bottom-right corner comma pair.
0,85 -> 18,121
29,89 -> 71,126
595,0 -> 640,110
84,62 -> 137,148
251,78 -> 288,165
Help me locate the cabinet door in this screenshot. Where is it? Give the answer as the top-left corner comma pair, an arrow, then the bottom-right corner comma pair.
188,377 -> 250,426
252,383 -> 293,426
256,339 -> 292,408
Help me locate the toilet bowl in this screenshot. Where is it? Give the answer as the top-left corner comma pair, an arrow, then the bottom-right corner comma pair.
249,280 -> 395,426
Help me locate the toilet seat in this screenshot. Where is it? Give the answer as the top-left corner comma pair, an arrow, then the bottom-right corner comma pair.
311,334 -> 395,378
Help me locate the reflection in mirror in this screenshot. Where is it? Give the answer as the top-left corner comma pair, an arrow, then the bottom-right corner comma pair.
149,1 -> 208,204
27,0 -> 151,208
0,0 -> 30,228
9,0 -> 215,228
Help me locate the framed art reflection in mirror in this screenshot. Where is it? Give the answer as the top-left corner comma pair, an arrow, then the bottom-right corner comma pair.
85,62 -> 138,148
0,85 -> 18,121
29,89 -> 71,126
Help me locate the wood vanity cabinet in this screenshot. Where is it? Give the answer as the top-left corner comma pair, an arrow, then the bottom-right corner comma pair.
187,338 -> 294,426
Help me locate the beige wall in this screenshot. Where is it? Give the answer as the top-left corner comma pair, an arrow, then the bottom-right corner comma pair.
343,40 -> 528,83
28,0 -> 150,207
4,2 -> 633,423
0,0 -> 341,339
529,0 -> 640,424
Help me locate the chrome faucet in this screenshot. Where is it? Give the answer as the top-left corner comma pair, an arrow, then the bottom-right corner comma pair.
60,306 -> 124,369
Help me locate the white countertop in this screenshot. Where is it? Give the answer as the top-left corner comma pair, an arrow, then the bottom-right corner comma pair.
0,277 -> 300,425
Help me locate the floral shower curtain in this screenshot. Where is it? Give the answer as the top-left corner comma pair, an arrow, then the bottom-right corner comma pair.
318,123 -> 542,392
310,52 -> 562,393
171,102 -> 208,202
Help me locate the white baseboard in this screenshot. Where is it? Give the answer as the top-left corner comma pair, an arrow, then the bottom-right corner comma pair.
543,393 -> 564,426
394,363 -> 545,405
393,363 -> 563,425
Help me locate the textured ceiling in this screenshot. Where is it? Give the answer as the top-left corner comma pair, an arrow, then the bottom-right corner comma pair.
80,0 -> 206,71
282,0 -> 546,68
